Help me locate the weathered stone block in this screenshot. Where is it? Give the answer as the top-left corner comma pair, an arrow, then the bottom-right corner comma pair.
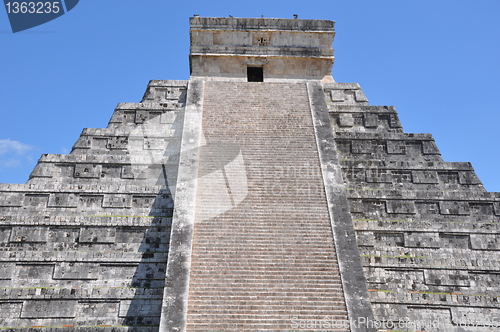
141,138 -> 164,151
10,227 -> 48,242
356,231 -> 374,247
21,300 -> 77,318
78,195 -> 104,208
48,228 -> 80,243
366,169 -> 391,183
116,227 -> 146,243
373,232 -> 404,247
424,269 -> 470,286
0,263 -> 14,279
99,264 -> 137,281
339,113 -> 354,127
364,113 -> 378,128
363,267 -> 386,284
469,203 -> 493,216
342,91 -> 358,104
72,136 -> 92,148
458,171 -> 482,185
16,264 -> 54,279
438,171 -> 460,184
102,194 -> 132,208
92,137 -> 108,149
135,110 -> 162,124
422,140 -> 440,154
386,141 -> 406,154
471,273 -> 500,289
354,90 -> 368,102
470,234 -> 500,250
412,170 -> 439,184
121,165 -> 148,179
344,167 -> 365,183
329,90 -> 344,102
79,301 -> 119,317
386,200 -> 416,214
369,113 -> 389,128
79,227 -> 116,243
133,262 -> 167,280
494,202 -> 500,216
131,196 -> 157,209
74,164 -> 102,178
405,141 -> 423,156
351,140 -> 373,154
391,170 -> 412,183
100,165 -> 122,179
48,193 -> 78,208
159,87 -> 184,100
0,227 -> 11,243
107,136 -> 129,149
0,193 -> 23,207
415,201 -> 440,214
23,194 -> 49,208
385,269 -> 425,288
348,199 -> 363,213
0,302 -> 22,318
53,263 -> 99,280
56,164 -> 75,177
360,200 -> 386,214
29,163 -> 53,178
404,232 -> 440,248
439,234 -> 470,249
439,201 -> 470,215
389,113 -> 402,128
123,110 -> 137,122
119,300 -> 162,317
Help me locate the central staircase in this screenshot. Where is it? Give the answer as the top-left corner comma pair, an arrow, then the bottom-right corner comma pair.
185,82 -> 349,331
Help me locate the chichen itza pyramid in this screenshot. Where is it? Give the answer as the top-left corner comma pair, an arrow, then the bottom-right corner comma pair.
0,16 -> 499,332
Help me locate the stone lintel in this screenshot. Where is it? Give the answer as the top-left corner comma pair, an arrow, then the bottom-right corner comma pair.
190,16 -> 334,32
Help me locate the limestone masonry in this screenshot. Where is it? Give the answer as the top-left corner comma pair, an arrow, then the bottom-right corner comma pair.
0,16 -> 498,332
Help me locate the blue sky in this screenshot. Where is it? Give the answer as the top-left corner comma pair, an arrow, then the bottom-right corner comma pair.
1,0 -> 499,191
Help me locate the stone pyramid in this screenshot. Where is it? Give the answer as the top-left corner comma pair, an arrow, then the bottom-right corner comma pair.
0,16 -> 498,332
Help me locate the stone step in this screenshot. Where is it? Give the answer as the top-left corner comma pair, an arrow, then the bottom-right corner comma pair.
185,82 -> 348,331
188,292 -> 346,298
188,285 -> 345,291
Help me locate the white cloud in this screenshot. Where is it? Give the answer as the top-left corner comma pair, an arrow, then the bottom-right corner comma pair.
0,139 -> 33,155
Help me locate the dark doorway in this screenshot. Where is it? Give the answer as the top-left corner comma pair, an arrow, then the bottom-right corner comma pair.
247,67 -> 263,82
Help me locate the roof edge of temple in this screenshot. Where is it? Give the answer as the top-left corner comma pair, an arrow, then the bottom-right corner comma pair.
190,16 -> 335,32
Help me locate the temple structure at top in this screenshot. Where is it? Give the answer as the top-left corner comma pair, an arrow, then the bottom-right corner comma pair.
189,16 -> 335,81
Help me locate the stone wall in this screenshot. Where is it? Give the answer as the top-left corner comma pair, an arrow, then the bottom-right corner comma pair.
0,80 -> 187,330
325,82 -> 500,331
